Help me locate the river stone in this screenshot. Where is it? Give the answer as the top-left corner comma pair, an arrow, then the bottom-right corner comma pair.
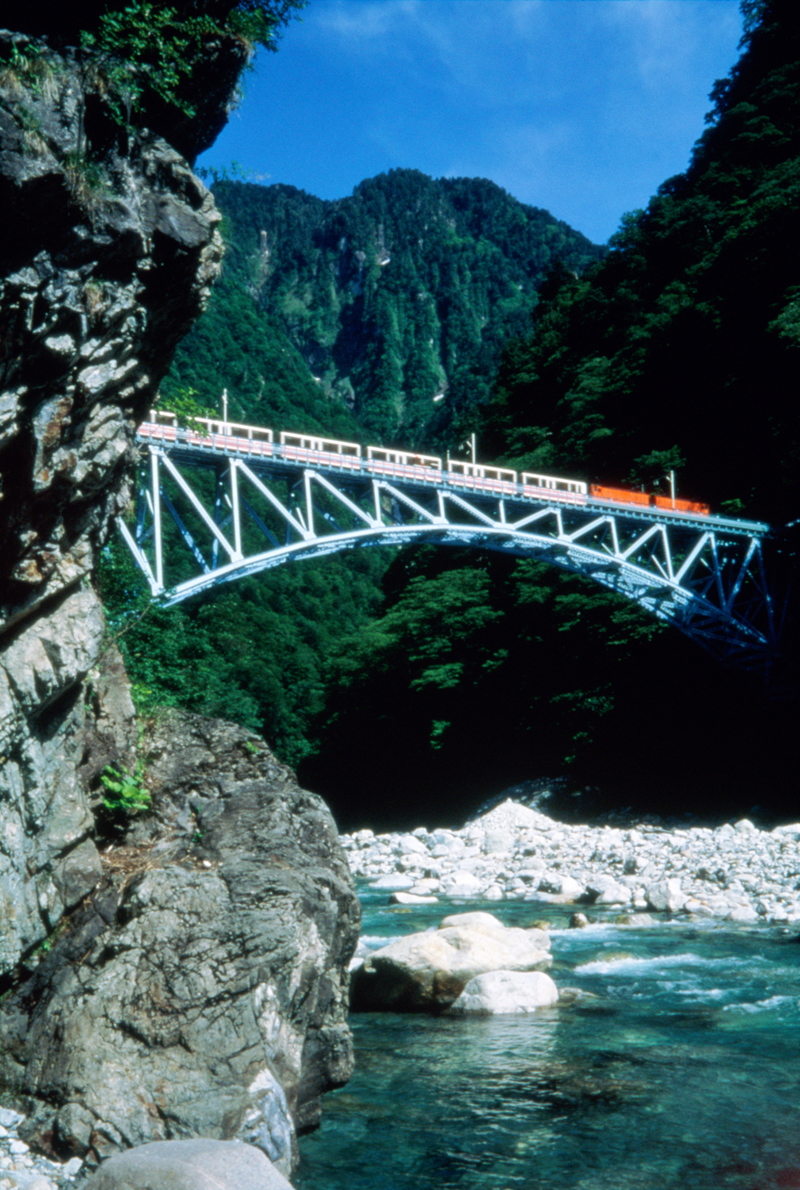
439,911 -> 506,932
391,892 -> 439,905
395,834 -> 427,853
538,874 -> 584,900
369,874 -> 416,891
442,869 -> 482,893
482,830 -> 515,854
586,875 -> 632,906
350,914 -> 551,1013
645,878 -> 686,912
83,1139 -> 292,1190
447,970 -> 559,1015
727,903 -> 759,922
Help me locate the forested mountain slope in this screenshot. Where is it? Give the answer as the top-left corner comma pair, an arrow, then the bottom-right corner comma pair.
167,170 -> 603,449
483,0 -> 800,526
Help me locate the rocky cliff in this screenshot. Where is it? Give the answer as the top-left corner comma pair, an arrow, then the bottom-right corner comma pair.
0,24 -> 226,974
0,709 -> 359,1176
0,16 -> 358,1176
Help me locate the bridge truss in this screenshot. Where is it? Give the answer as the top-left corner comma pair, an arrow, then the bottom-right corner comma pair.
122,423 -> 784,682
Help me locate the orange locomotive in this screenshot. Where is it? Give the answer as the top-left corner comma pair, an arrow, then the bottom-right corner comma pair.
590,484 -> 710,516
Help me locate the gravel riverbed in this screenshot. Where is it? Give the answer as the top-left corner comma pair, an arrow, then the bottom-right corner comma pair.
0,1108 -> 83,1190
341,799 -> 800,925
5,800 -> 800,1188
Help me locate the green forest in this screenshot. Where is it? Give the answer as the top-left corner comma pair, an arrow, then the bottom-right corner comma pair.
105,0 -> 799,830
167,168 -> 602,448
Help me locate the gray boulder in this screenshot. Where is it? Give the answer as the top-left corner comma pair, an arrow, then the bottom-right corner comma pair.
83,1139 -> 292,1190
645,877 -> 686,912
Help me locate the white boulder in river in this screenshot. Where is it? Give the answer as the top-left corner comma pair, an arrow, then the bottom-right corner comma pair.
350,911 -> 551,1013
447,969 -> 559,1016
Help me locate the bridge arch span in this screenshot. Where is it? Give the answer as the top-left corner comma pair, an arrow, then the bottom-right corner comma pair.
121,435 -> 782,681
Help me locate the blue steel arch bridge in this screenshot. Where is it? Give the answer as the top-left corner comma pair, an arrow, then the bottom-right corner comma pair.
121,414 -> 789,686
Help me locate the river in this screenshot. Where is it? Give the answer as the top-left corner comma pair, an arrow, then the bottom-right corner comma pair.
296,884 -> 800,1190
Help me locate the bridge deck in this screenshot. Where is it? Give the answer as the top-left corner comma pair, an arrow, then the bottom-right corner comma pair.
136,421 -> 769,539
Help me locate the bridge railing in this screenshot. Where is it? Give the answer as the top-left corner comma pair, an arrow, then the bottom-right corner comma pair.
137,413 -> 769,533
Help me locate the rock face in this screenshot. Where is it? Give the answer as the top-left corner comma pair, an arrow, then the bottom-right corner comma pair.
0,19 -> 358,1178
0,711 -> 360,1176
0,26 -> 226,977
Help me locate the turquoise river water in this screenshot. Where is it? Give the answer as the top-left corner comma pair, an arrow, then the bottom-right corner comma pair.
295,884 -> 800,1190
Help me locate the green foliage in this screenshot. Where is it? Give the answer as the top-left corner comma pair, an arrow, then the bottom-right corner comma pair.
226,0 -> 308,53
98,537 -> 386,768
0,39 -> 54,95
62,149 -> 108,205
300,549 -> 664,827
79,1 -> 305,129
81,5 -> 220,125
157,386 -> 214,433
628,447 -> 686,490
100,762 -> 151,816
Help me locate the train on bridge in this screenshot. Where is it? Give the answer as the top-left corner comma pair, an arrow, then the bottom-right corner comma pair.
141,410 -> 711,518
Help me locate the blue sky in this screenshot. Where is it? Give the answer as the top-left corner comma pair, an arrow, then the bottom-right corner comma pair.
198,0 -> 744,245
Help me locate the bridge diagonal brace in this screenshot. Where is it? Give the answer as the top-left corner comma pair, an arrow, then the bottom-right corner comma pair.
707,534 -> 727,609
378,482 -> 447,525
149,451 -> 163,590
237,460 -> 313,542
730,540 -> 777,646
660,526 -> 675,582
723,537 -> 759,614
305,469 -> 382,529
241,497 -> 280,548
157,451 -> 242,563
620,523 -> 661,562
159,486 -> 211,575
443,490 -> 505,528
133,489 -> 155,549
507,506 -> 563,534
117,518 -> 160,595
565,515 -> 616,548
674,532 -> 712,585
